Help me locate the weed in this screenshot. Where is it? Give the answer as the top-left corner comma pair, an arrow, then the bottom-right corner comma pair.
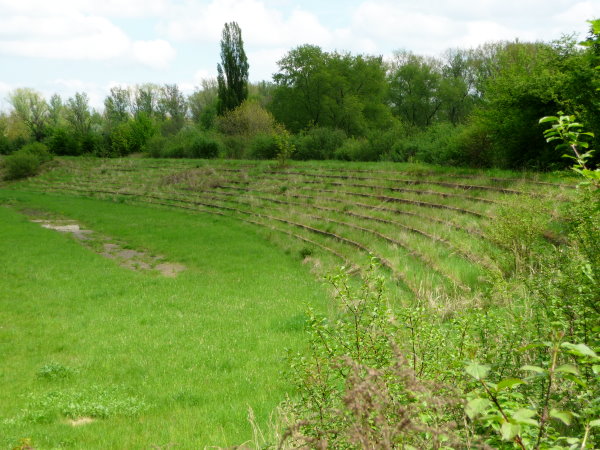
36,363 -> 77,381
298,246 -> 313,259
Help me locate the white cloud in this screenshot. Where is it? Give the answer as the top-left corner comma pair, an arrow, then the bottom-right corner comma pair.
193,69 -> 214,83
348,0 -> 600,55
553,2 -> 600,34
160,0 -> 333,48
0,14 -> 175,68
0,81 -> 13,110
247,48 -> 288,81
0,0 -> 169,18
50,79 -> 107,109
132,39 -> 176,69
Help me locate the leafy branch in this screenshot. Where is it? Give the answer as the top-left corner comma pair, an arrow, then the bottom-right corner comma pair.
539,113 -> 599,187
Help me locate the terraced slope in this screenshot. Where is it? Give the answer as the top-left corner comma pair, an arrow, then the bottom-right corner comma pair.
12,158 -> 577,302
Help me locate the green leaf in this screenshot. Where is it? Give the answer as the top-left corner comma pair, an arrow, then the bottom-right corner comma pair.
550,409 -> 572,426
590,419 -> 600,428
518,343 -> 545,352
592,365 -> 600,375
562,373 -> 587,388
513,408 -> 538,426
555,364 -> 579,375
561,343 -> 599,358
521,365 -> 546,375
501,422 -> 520,441
539,116 -> 558,123
466,362 -> 490,380
466,398 -> 491,419
497,378 -> 526,391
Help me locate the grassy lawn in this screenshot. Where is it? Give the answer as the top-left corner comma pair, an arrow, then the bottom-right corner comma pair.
0,191 -> 329,448
0,157 -> 579,448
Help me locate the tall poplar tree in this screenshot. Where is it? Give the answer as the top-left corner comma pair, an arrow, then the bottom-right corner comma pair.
217,22 -> 249,115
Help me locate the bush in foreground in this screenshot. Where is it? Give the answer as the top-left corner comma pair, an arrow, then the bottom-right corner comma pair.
3,142 -> 52,180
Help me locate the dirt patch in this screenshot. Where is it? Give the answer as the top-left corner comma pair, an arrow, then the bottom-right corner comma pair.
68,417 -> 95,426
34,220 -> 94,240
155,262 -> 186,278
28,215 -> 186,278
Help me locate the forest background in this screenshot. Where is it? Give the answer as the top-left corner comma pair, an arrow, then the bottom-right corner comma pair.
1,19 -> 598,172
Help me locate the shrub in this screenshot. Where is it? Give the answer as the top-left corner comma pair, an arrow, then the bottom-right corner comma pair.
3,149 -> 41,179
145,135 -> 167,158
216,100 -> 277,137
20,142 -> 52,163
0,133 -> 14,155
46,128 -> 80,156
383,123 -> 463,165
145,127 -> 222,159
186,132 -> 223,159
333,137 -> 367,161
250,133 -> 279,159
221,135 -> 249,159
293,127 -> 347,160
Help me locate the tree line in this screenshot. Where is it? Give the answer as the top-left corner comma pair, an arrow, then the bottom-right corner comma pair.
1,20 -> 598,170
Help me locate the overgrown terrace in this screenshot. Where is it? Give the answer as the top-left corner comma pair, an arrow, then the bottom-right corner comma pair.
16,158 -> 577,304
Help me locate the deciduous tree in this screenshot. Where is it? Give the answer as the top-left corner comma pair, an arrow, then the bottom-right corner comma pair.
8,88 -> 49,141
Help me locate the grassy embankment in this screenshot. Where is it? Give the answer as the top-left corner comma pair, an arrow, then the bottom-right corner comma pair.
0,157 -> 578,447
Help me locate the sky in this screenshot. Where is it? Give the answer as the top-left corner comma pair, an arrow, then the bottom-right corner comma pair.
0,0 -> 599,110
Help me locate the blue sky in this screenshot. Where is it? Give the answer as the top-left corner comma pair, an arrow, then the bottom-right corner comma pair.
0,0 -> 598,110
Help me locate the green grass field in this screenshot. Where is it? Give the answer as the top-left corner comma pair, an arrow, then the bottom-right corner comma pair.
0,157 -> 578,448
0,190 -> 329,448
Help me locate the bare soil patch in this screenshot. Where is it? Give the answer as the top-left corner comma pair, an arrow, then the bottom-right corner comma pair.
68,417 -> 95,426
27,214 -> 185,277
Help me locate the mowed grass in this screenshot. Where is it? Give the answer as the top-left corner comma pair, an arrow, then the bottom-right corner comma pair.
0,191 -> 329,448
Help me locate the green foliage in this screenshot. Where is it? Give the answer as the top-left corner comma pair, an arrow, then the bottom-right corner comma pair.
470,38 -> 598,169
384,122 -> 464,165
540,112 -> 599,186
465,338 -> 600,449
45,127 -> 81,156
3,150 -> 41,180
485,199 -> 551,275
104,86 -> 131,126
332,136 -> 367,161
284,262 -> 467,447
3,142 -> 52,180
65,92 -> 91,136
157,84 -> 187,134
388,51 -> 444,127
20,142 -> 52,164
146,126 -> 222,159
5,386 -> 146,425
216,100 -> 277,137
293,126 -> 347,160
273,127 -> 295,168
217,22 -> 249,114
250,133 -> 279,159
36,362 -> 78,381
271,45 -> 391,136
